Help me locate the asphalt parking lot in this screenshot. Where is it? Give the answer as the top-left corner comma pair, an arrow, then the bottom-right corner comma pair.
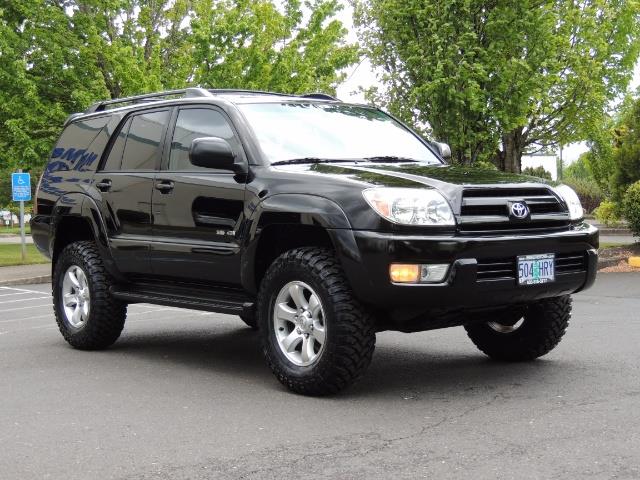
1,273 -> 639,480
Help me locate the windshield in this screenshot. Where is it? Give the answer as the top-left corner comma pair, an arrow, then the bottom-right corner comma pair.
238,102 -> 441,165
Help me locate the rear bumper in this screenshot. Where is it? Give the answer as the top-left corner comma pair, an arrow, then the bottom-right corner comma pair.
336,222 -> 598,314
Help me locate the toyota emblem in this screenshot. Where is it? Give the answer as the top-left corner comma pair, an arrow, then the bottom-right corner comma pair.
511,202 -> 529,219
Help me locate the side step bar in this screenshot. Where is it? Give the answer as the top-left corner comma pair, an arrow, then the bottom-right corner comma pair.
110,284 -> 254,317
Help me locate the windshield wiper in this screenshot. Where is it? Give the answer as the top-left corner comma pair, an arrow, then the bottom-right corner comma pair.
271,157 -> 356,166
362,156 -> 420,163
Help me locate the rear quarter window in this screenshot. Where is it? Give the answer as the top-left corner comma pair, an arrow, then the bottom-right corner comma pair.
49,116 -> 112,173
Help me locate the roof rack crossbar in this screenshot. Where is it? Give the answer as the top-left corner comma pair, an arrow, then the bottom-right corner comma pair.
84,87 -> 213,113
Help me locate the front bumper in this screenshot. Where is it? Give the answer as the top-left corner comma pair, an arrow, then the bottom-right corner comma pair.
335,223 -> 598,314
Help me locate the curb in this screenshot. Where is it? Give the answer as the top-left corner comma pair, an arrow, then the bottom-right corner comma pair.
0,275 -> 51,287
598,258 -> 624,270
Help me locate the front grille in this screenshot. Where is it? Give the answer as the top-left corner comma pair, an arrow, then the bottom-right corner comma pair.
477,258 -> 516,281
555,252 -> 588,274
476,252 -> 588,282
459,186 -> 569,233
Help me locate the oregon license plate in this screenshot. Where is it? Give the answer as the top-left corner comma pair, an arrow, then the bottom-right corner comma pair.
517,254 -> 555,285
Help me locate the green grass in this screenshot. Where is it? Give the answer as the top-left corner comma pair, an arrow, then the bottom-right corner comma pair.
0,226 -> 31,235
599,242 -> 637,249
0,244 -> 49,266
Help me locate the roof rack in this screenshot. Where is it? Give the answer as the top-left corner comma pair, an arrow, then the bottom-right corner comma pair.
300,93 -> 339,101
206,89 -> 338,101
84,87 -> 213,114
83,87 -> 340,115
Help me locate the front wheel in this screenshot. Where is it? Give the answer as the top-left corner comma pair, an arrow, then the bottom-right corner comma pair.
257,248 -> 376,395
464,295 -> 571,361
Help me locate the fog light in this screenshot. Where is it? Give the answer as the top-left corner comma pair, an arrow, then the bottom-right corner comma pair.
389,264 -> 420,283
389,263 -> 450,284
420,264 -> 449,283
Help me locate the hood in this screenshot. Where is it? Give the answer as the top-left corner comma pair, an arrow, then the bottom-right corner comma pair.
270,162 -> 557,231
306,163 -> 551,188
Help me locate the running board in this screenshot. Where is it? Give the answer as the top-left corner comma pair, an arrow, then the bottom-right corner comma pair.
110,283 -> 254,316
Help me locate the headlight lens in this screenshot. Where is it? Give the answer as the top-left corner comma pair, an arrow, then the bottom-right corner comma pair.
363,188 -> 455,226
554,184 -> 583,220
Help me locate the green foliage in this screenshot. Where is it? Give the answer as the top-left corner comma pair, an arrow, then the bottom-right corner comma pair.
472,160 -> 498,171
594,200 -> 622,227
354,0 -> 640,172
563,177 -> 603,214
0,0 -> 357,174
582,94 -> 637,197
612,97 -> 640,201
522,166 -> 552,181
565,154 -> 592,181
622,181 -> 640,237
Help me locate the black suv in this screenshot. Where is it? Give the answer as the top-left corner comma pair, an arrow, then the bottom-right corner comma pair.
32,88 -> 598,395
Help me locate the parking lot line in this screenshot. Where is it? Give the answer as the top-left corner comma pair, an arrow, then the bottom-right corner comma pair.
0,307 -> 187,336
0,291 -> 31,298
3,303 -> 54,313
0,286 -> 50,295
0,296 -> 51,304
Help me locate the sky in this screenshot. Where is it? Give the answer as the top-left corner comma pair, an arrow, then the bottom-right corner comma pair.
334,2 -> 640,165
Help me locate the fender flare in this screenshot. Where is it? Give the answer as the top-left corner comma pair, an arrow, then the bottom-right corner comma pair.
50,193 -> 121,279
240,194 -> 361,292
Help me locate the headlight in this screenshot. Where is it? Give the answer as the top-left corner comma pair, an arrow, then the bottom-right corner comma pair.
362,188 -> 455,226
554,184 -> 583,220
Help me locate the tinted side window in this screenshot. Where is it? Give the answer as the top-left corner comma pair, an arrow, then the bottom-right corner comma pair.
169,109 -> 239,170
50,116 -> 111,172
102,118 -> 131,171
121,110 -> 169,170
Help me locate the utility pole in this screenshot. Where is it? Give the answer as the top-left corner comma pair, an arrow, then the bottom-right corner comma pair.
558,144 -> 563,181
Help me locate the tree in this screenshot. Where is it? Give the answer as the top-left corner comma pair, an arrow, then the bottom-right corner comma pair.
522,166 -> 552,180
353,0 -> 640,172
0,0 -> 357,173
612,97 -> 640,200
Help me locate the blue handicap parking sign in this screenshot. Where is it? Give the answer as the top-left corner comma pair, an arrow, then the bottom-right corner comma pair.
12,172 -> 31,201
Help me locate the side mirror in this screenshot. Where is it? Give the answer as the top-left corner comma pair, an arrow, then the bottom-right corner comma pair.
431,141 -> 452,161
189,137 -> 243,172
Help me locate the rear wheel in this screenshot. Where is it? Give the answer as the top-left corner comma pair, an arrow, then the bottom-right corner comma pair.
464,295 -> 571,361
53,241 -> 127,350
257,247 -> 376,395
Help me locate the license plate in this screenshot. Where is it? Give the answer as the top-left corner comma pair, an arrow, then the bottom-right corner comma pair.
517,254 -> 555,285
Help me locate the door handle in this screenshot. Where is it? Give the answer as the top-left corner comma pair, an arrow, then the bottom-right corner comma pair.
96,179 -> 112,192
155,180 -> 174,193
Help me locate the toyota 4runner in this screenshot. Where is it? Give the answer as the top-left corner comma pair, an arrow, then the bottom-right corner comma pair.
32,88 -> 598,395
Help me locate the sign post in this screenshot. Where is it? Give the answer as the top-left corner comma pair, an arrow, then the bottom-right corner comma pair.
11,170 -> 31,263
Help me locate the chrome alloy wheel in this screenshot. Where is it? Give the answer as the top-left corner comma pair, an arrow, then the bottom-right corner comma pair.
273,281 -> 326,366
61,265 -> 91,328
487,317 -> 525,333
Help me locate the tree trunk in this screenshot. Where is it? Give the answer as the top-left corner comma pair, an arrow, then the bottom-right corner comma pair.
501,128 -> 525,173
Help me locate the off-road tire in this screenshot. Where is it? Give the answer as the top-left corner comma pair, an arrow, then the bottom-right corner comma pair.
465,295 -> 571,361
257,247 -> 376,395
53,241 -> 127,350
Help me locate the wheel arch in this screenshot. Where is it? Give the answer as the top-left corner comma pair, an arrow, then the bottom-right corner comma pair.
241,194 -> 362,293
50,194 -> 119,278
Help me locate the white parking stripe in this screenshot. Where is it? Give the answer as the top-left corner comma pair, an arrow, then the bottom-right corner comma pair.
0,296 -> 51,304
0,312 -> 56,324
0,324 -> 57,335
2,307 -> 175,326
2,303 -> 52,313
0,291 -> 31,298
0,307 -> 184,336
0,286 -> 50,295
